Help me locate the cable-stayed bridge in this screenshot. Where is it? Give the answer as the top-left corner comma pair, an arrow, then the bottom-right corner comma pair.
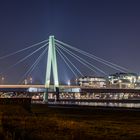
0,35 -> 139,102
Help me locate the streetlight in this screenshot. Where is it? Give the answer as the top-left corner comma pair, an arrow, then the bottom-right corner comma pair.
119,79 -> 122,89
29,77 -> 33,84
24,79 -> 28,85
1,76 -> 4,84
67,80 -> 71,86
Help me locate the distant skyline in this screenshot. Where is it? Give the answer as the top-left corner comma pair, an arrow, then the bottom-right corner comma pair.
0,0 -> 140,84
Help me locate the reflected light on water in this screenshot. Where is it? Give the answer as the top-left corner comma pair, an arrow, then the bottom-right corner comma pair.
49,101 -> 140,108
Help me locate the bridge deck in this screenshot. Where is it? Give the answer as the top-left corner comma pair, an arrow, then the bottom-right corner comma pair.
0,85 -> 139,93
0,85 -> 80,88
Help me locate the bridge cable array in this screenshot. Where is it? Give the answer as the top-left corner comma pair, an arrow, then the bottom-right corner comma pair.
18,47 -> 48,84
55,39 -> 129,73
0,42 -> 49,75
55,39 -> 130,78
0,39 -> 48,60
56,47 -> 83,78
0,37 -> 131,84
56,42 -> 107,76
0,39 -> 49,84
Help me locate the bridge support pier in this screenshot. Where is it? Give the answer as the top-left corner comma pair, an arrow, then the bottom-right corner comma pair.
56,87 -> 59,101
43,89 -> 48,103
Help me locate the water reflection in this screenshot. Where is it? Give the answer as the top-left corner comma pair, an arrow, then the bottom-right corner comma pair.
49,101 -> 140,108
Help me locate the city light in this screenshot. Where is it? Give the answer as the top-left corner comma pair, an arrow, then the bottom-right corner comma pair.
67,80 -> 71,86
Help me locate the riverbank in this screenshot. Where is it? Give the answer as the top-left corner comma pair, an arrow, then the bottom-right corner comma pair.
0,104 -> 139,140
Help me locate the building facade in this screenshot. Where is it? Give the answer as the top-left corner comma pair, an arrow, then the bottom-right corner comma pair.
77,76 -> 106,88
108,73 -> 137,88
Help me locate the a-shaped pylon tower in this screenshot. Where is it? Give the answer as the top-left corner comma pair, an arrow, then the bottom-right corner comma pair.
44,36 -> 59,101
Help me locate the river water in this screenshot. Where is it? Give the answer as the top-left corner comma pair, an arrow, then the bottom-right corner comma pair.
48,101 -> 140,108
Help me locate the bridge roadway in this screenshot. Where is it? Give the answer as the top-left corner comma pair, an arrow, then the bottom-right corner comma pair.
0,85 -> 80,92
0,85 -> 139,94
0,85 -> 79,88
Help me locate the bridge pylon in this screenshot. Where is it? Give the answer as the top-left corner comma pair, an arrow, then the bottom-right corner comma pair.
44,35 -> 59,102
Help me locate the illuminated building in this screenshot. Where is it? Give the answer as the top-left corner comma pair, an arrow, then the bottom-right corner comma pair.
108,73 -> 137,88
77,76 -> 106,88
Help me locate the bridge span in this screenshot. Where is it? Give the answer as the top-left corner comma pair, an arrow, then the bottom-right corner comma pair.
0,85 -> 80,89
0,85 -> 139,94
0,85 -> 140,103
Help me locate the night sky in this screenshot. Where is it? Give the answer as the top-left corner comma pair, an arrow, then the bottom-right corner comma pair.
0,0 -> 140,84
